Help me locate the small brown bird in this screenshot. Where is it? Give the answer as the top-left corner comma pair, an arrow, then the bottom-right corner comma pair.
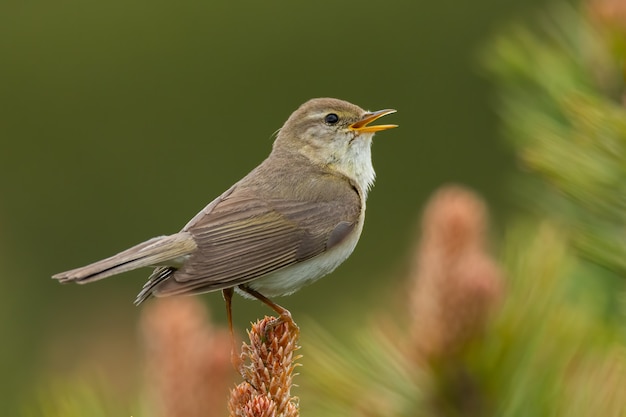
53,98 -> 397,331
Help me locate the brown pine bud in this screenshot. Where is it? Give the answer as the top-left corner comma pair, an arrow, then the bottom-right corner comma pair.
409,186 -> 504,362
229,317 -> 301,417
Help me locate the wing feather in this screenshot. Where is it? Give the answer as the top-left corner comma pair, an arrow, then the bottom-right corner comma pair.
142,164 -> 362,299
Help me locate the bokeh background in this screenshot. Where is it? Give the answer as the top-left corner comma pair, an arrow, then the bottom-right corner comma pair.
0,0 -> 564,414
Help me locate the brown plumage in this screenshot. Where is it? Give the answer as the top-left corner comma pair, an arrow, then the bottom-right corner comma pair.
53,97 -> 397,327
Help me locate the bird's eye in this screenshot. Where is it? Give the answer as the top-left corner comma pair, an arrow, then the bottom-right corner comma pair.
324,113 -> 339,125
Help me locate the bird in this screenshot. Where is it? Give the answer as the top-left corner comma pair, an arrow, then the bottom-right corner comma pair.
53,97 -> 397,333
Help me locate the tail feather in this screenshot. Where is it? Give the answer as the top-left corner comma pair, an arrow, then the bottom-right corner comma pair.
52,232 -> 197,284
134,266 -> 177,305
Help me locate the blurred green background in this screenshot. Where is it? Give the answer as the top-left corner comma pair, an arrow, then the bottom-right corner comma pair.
0,0 -> 548,414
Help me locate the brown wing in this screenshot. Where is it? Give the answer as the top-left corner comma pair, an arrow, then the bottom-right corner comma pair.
144,184 -> 361,298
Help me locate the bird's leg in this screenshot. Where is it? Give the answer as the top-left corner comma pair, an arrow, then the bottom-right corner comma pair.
238,285 -> 299,332
222,288 -> 242,371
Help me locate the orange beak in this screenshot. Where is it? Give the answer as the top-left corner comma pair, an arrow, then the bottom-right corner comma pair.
349,109 -> 398,133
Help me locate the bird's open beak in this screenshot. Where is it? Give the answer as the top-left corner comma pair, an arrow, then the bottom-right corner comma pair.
349,109 -> 398,133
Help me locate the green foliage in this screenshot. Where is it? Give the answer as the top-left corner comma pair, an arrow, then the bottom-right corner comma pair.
481,224 -> 620,417
484,4 -> 626,275
302,322 -> 425,417
26,380 -> 133,417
